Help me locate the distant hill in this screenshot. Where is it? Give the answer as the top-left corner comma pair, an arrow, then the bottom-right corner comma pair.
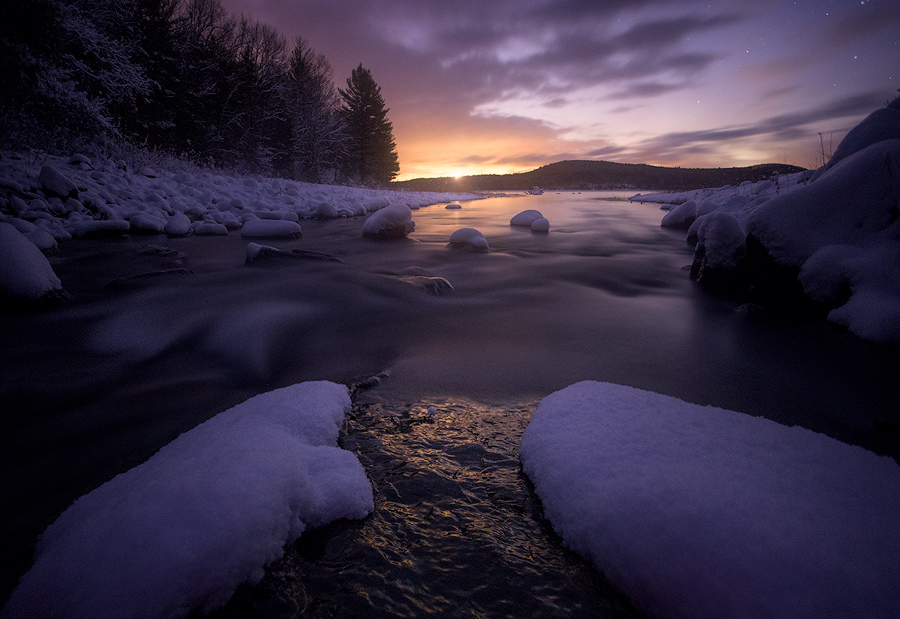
392,160 -> 806,192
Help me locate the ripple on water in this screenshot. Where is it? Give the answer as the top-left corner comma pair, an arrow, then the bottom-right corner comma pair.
201,396 -> 644,619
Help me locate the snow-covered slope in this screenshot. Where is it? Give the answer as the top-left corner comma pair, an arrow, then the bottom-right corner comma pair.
633,96 -> 900,343
521,381 -> 900,619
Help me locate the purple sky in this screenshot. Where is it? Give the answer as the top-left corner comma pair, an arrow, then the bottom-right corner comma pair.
222,0 -> 898,180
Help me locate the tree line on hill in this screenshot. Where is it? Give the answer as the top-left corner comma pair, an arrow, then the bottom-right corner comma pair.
393,160 -> 807,193
0,0 -> 400,185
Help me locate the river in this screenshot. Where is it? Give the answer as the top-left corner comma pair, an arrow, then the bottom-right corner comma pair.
2,192 -> 897,615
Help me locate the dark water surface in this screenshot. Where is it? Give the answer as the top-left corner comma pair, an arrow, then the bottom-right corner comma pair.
2,192 -> 898,613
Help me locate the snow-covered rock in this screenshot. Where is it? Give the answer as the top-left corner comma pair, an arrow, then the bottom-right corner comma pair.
690,212 -> 747,285
445,203 -> 462,210
510,209 -> 543,226
448,227 -> 489,251
70,219 -> 130,238
240,218 -> 302,239
37,165 -> 78,199
660,200 -> 697,230
633,96 -> 900,343
0,223 -> 63,301
165,213 -> 192,236
2,381 -> 373,619
193,222 -> 228,236
530,217 -> 550,232
361,203 -> 415,239
520,381 -> 900,619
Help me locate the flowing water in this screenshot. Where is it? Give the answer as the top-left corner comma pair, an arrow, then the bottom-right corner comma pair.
2,192 -> 898,614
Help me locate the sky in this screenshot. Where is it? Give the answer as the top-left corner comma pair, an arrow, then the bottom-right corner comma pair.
221,0 -> 899,181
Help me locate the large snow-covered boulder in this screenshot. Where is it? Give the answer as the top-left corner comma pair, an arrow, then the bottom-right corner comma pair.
520,381 -> 900,619
0,223 -> 64,302
2,381 -> 374,619
37,165 -> 78,199
361,203 -> 415,239
660,200 -> 697,230
811,96 -> 900,180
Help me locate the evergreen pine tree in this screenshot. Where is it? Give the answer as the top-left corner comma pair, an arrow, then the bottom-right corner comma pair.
339,64 -> 399,185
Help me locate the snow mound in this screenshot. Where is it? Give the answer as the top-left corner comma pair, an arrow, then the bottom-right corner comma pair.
361,203 -> 415,239
510,209 -> 543,226
0,223 -> 63,300
520,381 -> 900,619
448,227 -> 489,251
2,381 -> 374,619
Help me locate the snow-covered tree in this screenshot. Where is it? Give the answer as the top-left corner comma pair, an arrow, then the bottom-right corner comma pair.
0,0 -> 149,148
286,37 -> 345,183
339,64 -> 400,185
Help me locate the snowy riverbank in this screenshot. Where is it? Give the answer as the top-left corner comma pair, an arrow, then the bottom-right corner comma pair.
0,151 -> 477,301
631,96 -> 900,343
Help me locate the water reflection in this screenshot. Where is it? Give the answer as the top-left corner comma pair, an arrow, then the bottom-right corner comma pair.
202,395 -> 643,618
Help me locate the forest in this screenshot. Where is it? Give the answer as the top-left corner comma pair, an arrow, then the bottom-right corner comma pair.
0,0 -> 400,185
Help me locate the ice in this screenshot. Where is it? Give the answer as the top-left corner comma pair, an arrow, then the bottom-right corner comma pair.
520,381 -> 900,619
509,209 -> 543,226
2,381 -> 373,619
448,227 -> 489,251
0,223 -> 63,300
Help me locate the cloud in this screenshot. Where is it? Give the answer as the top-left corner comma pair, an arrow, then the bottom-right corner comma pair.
630,91 -> 887,159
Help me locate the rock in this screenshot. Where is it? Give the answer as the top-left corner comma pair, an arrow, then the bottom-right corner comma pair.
240,219 -> 302,239
38,166 -> 78,199
531,217 -> 550,232
448,228 -> 489,251
660,200 -> 697,230
193,222 -> 228,236
362,204 -> 415,239
165,213 -> 192,236
70,219 -> 130,238
0,223 -> 65,303
446,203 -> 462,210
510,209 -> 543,226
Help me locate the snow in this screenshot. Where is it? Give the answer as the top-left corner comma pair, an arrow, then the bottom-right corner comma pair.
520,381 -> 900,619
509,209 -> 544,226
2,381 -> 373,619
448,227 -> 489,251
632,96 -> 900,343
0,223 -> 63,300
